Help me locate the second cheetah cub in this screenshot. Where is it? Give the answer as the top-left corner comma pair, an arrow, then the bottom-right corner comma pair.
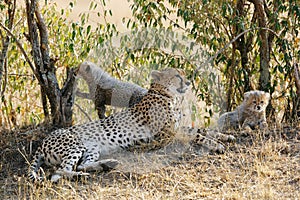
218,90 -> 270,131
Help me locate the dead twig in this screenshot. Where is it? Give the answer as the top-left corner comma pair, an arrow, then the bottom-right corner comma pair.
0,22 -> 36,74
75,103 -> 92,122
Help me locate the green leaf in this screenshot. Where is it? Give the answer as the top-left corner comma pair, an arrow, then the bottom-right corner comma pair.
69,43 -> 74,52
87,25 -> 91,35
69,2 -> 74,8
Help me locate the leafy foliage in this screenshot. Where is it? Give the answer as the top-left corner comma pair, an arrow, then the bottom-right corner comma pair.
129,0 -> 300,122
0,0 -> 299,128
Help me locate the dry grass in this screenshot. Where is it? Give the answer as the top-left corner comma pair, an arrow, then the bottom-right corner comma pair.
0,125 -> 299,200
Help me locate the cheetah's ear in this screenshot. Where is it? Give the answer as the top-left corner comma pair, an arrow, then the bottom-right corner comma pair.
85,65 -> 91,72
151,70 -> 162,81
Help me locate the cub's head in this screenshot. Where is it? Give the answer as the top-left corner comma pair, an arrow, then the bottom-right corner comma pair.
243,90 -> 270,112
77,61 -> 95,79
77,61 -> 107,82
151,68 -> 190,95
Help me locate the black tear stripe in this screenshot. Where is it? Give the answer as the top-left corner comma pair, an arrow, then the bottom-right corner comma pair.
175,74 -> 185,92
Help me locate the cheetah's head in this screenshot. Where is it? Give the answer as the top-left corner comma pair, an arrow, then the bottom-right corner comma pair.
151,68 -> 190,96
243,90 -> 270,112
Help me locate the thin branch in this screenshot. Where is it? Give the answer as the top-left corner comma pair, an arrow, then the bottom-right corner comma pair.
0,30 -> 4,44
294,64 -> 300,96
246,10 -> 257,52
76,91 -> 93,100
193,27 -> 280,77
0,0 -> 16,97
0,59 -> 8,97
99,0 -> 122,79
194,29 -> 253,76
75,103 -> 92,122
0,22 -> 36,75
5,73 -> 33,77
35,3 -> 50,72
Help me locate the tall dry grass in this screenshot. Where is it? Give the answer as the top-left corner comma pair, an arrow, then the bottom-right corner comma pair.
0,125 -> 299,200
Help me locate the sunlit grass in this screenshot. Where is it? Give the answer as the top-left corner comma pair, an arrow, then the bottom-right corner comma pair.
0,125 -> 299,200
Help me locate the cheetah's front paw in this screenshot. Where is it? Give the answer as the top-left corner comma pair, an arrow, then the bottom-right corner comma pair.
227,135 -> 236,142
99,159 -> 120,171
215,143 -> 225,154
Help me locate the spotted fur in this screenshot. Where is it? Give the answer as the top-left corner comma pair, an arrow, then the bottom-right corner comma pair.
29,68 -> 235,182
29,68 -> 188,182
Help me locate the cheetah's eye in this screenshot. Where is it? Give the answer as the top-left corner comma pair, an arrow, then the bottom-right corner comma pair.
260,101 -> 264,104
253,100 -> 256,104
175,74 -> 183,82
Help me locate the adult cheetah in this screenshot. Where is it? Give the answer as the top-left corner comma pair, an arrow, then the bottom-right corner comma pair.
29,68 -> 234,182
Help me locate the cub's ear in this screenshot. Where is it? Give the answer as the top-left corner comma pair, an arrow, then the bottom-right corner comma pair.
244,91 -> 252,100
85,65 -> 91,72
264,92 -> 270,100
151,70 -> 162,81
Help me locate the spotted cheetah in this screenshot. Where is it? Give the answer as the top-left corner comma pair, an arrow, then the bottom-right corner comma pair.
76,61 -> 147,118
218,90 -> 270,131
29,68 -> 234,182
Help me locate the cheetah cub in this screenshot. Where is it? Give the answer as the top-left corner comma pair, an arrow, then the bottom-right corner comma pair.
218,90 -> 270,131
76,61 -> 147,119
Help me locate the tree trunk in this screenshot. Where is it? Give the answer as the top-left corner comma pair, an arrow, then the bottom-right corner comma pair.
235,0 -> 251,92
61,68 -> 78,127
249,0 -> 270,91
25,0 -> 76,128
293,64 -> 300,120
0,0 -> 16,97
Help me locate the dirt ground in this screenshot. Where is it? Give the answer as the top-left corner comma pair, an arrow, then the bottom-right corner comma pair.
0,124 -> 299,199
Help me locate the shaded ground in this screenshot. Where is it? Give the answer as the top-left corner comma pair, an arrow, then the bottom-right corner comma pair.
0,124 -> 299,199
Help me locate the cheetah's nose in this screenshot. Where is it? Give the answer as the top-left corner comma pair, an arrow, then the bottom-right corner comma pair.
257,105 -> 261,110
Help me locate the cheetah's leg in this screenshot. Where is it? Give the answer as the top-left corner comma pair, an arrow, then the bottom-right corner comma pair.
183,127 -> 235,142
51,149 -> 87,182
204,129 -> 236,142
259,120 -> 268,130
190,134 -> 226,153
28,147 -> 46,182
242,118 -> 268,131
77,159 -> 120,172
184,127 -> 235,153
95,87 -> 107,119
128,129 -> 176,152
77,150 -> 119,172
52,170 -> 90,182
